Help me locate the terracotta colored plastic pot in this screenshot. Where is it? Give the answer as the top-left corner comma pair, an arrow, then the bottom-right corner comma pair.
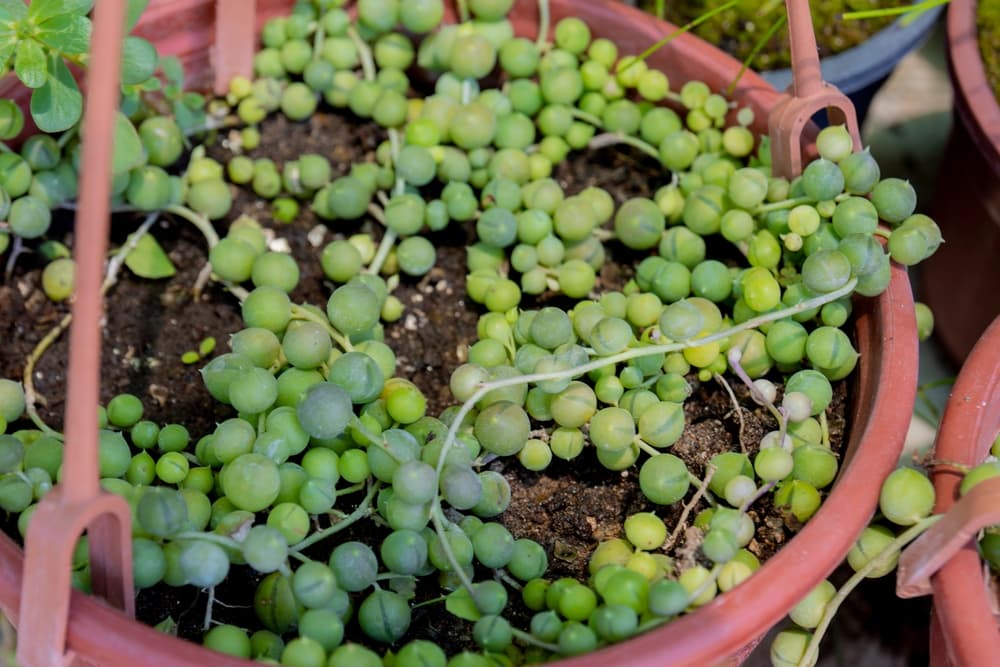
0,1 -> 918,665
921,0 -> 1000,364
920,315 -> 1000,666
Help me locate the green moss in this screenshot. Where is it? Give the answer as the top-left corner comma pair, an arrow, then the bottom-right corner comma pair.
635,0 -> 897,71
978,0 -> 1000,102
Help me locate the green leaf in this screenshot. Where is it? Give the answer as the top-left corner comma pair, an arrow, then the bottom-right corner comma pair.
30,55 -> 82,133
29,0 -> 91,24
120,36 -> 156,85
126,0 -> 150,32
119,88 -> 142,118
35,14 -> 91,56
180,91 -> 205,110
172,98 -> 205,135
0,0 -> 28,23
111,111 -> 145,176
152,616 -> 178,636
14,39 -> 47,88
38,240 -> 70,260
125,233 -> 176,279
138,76 -> 162,92
0,23 -> 17,70
159,55 -> 183,87
198,337 -> 216,356
445,588 -> 483,622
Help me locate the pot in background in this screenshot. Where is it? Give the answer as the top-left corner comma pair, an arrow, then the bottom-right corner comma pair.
921,0 -> 1000,364
925,315 -> 1000,666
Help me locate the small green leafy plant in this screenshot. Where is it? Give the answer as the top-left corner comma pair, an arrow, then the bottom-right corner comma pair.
0,0 -> 164,132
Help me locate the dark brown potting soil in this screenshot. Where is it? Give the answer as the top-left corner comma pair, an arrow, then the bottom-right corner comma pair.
0,106 -> 847,653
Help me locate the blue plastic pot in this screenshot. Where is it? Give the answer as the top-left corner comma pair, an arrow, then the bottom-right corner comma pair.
761,4 -> 945,123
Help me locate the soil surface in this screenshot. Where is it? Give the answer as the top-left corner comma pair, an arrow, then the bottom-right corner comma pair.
0,106 -> 849,653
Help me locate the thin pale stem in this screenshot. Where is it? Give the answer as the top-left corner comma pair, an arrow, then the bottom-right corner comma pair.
512,627 -> 559,653
841,0 -> 948,22
738,479 -> 778,514
589,132 -> 660,160
714,373 -> 747,452
164,205 -> 221,248
796,516 -> 941,667
4,235 -> 23,282
535,0 -> 551,50
203,585 -> 216,632
569,107 -> 603,127
429,506 -> 477,594
290,303 -> 353,352
367,128 -> 404,276
727,14 -> 786,95
666,463 -> 716,549
348,27 -> 377,82
290,481 -> 379,553
634,0 -> 742,63
22,212 -> 159,437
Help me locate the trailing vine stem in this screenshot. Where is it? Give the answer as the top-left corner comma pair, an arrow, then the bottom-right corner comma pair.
841,0 -> 949,22
433,277 -> 858,478
535,0 -> 550,50
163,205 -> 221,248
725,13 -> 787,96
428,278 -> 858,605
22,212 -> 160,437
366,127 -> 405,277
588,132 -> 660,159
795,515 -> 942,667
289,480 -> 380,553
666,463 -> 716,549
348,26 -> 377,82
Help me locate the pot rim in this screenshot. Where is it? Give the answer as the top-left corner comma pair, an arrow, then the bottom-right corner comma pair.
928,314 -> 1000,666
948,0 -> 1000,169
0,1 -> 918,665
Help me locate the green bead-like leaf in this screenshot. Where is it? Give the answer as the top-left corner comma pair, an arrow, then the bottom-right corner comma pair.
28,0 -> 92,24
36,14 -> 92,56
111,111 -> 146,176
14,39 -> 47,89
445,587 -> 483,622
159,55 -> 183,88
121,36 -> 156,85
125,233 -> 176,279
30,55 -> 82,133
